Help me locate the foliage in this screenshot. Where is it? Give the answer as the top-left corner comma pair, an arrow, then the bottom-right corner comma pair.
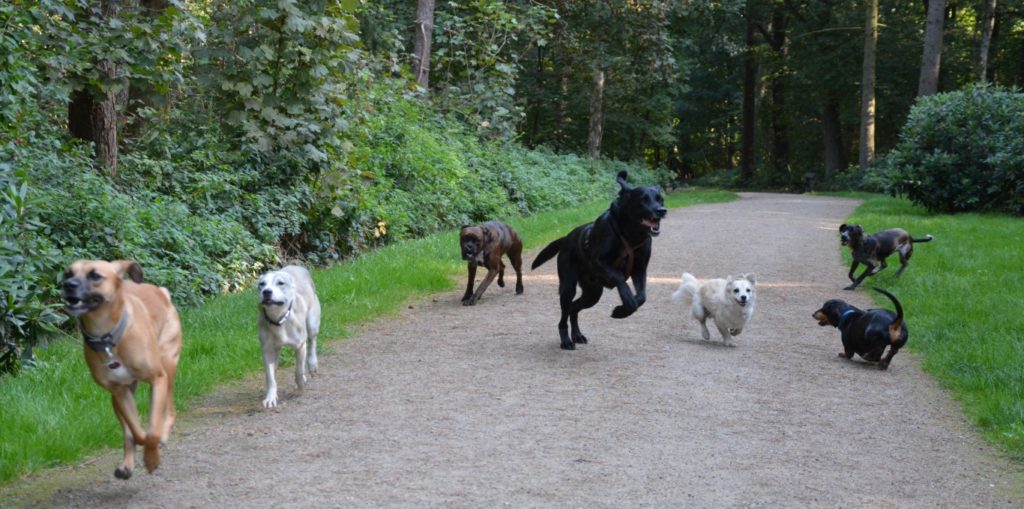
883,85 -> 1024,215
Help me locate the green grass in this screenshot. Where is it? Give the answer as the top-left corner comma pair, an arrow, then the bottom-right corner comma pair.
0,188 -> 735,483
842,194 -> 1024,461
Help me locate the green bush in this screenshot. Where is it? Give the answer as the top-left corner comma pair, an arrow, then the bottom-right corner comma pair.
884,85 -> 1024,215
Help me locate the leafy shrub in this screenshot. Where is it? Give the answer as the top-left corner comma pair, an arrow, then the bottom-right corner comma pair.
883,85 -> 1024,215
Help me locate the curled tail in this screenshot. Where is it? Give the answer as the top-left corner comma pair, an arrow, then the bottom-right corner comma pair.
531,238 -> 563,270
873,287 -> 904,343
671,273 -> 699,300
912,234 -> 934,243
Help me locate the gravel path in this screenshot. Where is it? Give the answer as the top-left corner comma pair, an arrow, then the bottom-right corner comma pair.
6,193 -> 1022,508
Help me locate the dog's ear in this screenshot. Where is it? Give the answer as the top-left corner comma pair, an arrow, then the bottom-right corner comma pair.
744,273 -> 756,285
616,171 -> 632,192
112,260 -> 144,283
839,223 -> 847,231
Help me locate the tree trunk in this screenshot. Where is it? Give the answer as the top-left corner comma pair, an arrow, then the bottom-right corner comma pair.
739,8 -> 757,183
586,62 -> 605,159
822,94 -> 846,178
768,6 -> 789,176
976,0 -> 997,81
412,0 -> 435,92
859,0 -> 877,169
918,0 -> 945,96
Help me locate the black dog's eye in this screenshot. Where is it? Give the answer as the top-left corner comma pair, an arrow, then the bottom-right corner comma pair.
733,288 -> 739,293
258,281 -> 265,288
87,270 -> 102,281
277,281 -> 285,286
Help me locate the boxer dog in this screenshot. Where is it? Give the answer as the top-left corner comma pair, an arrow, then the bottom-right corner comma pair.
459,221 -> 524,305
62,260 -> 182,479
839,224 -> 933,290
257,265 -> 321,408
531,171 -> 667,350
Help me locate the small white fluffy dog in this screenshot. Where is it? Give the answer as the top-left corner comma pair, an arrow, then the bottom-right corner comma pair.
257,265 -> 321,408
671,272 -> 756,344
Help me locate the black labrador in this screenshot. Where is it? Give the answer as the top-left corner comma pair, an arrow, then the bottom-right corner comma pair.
531,171 -> 667,350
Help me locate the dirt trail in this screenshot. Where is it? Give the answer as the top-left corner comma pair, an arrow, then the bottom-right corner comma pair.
6,193 -> 1022,508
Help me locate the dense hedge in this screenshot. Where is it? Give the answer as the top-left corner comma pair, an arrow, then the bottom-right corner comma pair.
883,85 -> 1024,215
0,90 -> 664,376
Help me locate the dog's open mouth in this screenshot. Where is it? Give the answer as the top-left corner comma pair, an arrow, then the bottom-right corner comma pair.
63,294 -> 103,316
641,218 -> 661,236
261,297 -> 287,307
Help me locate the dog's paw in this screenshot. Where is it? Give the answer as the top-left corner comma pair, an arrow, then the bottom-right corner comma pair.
114,466 -> 132,480
143,442 -> 160,473
878,362 -> 890,370
611,305 -> 634,319
572,333 -> 588,344
462,298 -> 477,306
497,279 -> 505,288
560,341 -> 576,350
701,328 -> 710,341
843,285 -> 857,291
262,394 -> 278,408
515,284 -> 523,295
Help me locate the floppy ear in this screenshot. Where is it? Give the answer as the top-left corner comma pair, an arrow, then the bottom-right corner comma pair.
839,223 -> 847,231
616,171 -> 632,192
112,260 -> 144,283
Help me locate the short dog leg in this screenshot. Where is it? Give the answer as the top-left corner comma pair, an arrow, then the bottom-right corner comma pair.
467,268 -> 499,305
110,393 -> 138,480
845,263 -> 874,290
715,321 -> 733,345
509,249 -> 524,295
497,261 -> 506,288
294,340 -> 307,390
462,263 -> 477,303
262,345 -> 281,408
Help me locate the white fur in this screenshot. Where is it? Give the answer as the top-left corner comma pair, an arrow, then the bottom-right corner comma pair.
671,272 -> 756,344
257,265 -> 321,408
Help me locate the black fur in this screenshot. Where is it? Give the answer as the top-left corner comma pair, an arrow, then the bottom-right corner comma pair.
812,288 -> 909,370
531,171 -> 667,350
839,224 -> 933,290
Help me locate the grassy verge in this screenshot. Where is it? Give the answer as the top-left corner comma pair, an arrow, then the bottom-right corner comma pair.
840,194 -> 1024,461
0,188 -> 734,483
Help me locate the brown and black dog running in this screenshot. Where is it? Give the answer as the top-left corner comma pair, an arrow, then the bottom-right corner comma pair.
839,224 -> 933,290
62,260 -> 182,479
459,221 -> 524,305
813,287 -> 909,370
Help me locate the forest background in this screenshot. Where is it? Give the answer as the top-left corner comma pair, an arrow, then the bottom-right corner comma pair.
1,0 -> 1022,374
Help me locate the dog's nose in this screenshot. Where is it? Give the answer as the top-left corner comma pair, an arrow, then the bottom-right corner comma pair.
63,278 -> 80,291
657,207 -> 667,217
261,289 -> 272,297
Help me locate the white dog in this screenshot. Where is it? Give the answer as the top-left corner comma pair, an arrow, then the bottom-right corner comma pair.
671,272 -> 756,344
257,265 -> 321,408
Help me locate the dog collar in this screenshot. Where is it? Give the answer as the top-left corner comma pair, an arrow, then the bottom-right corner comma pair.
835,309 -> 857,329
78,312 -> 130,354
263,302 -> 293,327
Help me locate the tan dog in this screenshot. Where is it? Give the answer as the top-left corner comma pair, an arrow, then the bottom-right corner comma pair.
62,260 -> 182,480
459,221 -> 524,305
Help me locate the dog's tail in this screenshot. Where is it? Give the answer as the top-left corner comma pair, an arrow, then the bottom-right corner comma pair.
531,238 -> 562,270
912,234 -> 934,243
873,287 -> 904,343
671,272 -> 700,303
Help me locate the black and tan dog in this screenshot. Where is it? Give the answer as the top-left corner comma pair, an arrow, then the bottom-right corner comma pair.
813,287 -> 908,370
531,171 -> 667,350
62,260 -> 182,479
459,221 -> 524,305
839,223 -> 933,290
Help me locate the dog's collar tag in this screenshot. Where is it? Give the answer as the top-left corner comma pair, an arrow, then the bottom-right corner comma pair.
836,309 -> 857,329
264,302 -> 293,327
79,312 -> 130,354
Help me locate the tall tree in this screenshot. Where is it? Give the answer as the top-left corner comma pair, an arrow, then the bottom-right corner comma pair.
587,59 -> 605,159
976,0 -> 997,81
739,2 -> 758,183
918,0 -> 945,95
412,0 -> 435,91
859,0 -> 877,169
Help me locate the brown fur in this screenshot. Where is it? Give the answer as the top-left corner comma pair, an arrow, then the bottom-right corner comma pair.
459,221 -> 524,305
62,260 -> 182,479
